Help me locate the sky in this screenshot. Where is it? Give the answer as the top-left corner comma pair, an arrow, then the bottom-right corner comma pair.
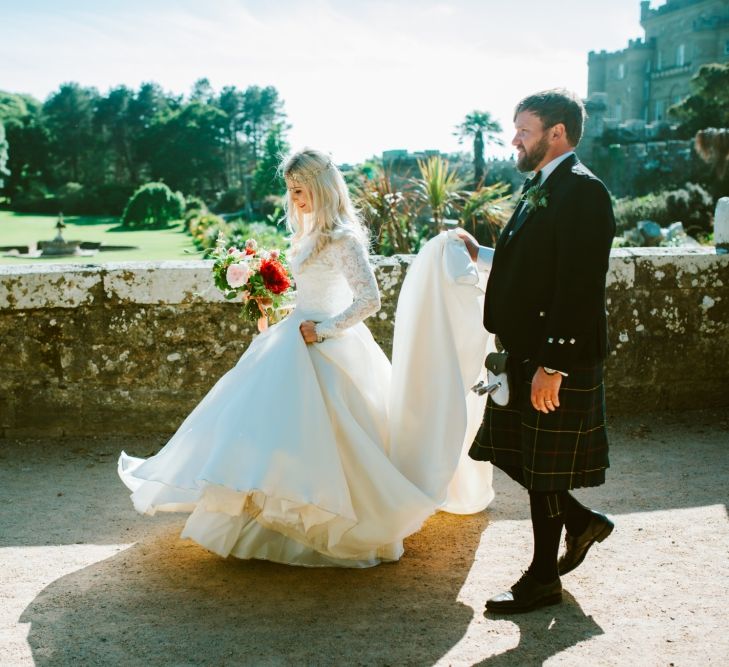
0,0 -> 656,164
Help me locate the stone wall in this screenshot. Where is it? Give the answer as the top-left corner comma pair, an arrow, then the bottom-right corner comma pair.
1,249 -> 727,438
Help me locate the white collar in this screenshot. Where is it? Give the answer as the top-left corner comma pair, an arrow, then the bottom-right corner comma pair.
535,151 -> 575,185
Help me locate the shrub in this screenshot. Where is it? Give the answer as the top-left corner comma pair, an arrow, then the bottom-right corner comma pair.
8,182 -> 134,216
213,187 -> 246,214
121,182 -> 185,228
189,212 -> 229,250
185,195 -> 206,214
227,221 -> 288,251
613,183 -> 714,238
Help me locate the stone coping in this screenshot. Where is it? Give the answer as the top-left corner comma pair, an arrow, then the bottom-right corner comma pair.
0,247 -> 723,311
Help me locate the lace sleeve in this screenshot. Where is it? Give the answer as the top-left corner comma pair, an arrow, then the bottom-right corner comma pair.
314,235 -> 381,339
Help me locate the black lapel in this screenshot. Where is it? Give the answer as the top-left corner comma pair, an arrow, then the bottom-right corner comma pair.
496,175 -> 535,250
504,154 -> 578,246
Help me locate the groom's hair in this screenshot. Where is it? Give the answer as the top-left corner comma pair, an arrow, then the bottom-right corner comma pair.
514,89 -> 586,147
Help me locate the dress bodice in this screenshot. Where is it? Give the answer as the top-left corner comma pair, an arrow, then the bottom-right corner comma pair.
291,234 -> 381,339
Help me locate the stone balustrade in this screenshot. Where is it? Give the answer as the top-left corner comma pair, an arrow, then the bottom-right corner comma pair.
1,248 -> 727,438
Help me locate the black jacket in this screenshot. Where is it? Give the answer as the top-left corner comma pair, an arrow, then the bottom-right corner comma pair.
484,154 -> 616,372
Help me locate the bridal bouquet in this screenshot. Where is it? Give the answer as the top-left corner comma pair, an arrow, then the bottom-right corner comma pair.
210,233 -> 293,329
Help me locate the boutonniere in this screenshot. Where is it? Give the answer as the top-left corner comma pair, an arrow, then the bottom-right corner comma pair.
524,185 -> 549,211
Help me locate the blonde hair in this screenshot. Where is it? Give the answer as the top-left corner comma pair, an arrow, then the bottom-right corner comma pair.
282,148 -> 368,262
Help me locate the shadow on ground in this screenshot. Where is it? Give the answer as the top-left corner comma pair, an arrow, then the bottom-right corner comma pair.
19,514 -> 486,665
3,408 -> 728,665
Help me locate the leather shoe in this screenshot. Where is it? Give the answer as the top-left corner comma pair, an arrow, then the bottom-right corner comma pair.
558,510 -> 614,575
485,572 -> 562,614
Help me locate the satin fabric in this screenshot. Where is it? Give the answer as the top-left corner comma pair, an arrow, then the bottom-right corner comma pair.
390,231 -> 494,514
119,232 -> 494,567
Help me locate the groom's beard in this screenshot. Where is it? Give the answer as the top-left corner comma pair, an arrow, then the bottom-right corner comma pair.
516,134 -> 550,172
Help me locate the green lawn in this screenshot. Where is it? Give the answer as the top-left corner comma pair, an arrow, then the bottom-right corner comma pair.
0,211 -> 204,265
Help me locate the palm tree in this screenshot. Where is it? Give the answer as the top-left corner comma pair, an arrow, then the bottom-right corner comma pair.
455,111 -> 504,187
458,182 -> 511,246
413,155 -> 462,232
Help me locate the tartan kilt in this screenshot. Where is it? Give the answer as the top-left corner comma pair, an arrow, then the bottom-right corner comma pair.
468,359 -> 609,492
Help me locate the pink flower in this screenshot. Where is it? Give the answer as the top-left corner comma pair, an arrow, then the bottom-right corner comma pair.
269,249 -> 280,260
226,262 -> 251,289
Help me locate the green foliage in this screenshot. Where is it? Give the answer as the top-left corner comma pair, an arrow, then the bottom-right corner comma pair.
189,213 -> 230,250
413,156 -> 463,230
43,83 -> 98,184
613,183 -> 714,239
0,80 -> 289,214
228,221 -> 288,251
0,122 -> 9,189
458,183 -> 511,247
352,160 -> 513,256
354,167 -> 421,255
252,122 -> 289,201
121,182 -> 185,228
669,63 -> 729,137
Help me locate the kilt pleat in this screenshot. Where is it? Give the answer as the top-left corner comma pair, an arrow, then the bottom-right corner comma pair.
468,360 -> 609,491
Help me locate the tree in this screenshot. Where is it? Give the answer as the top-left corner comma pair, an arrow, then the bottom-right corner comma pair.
94,86 -> 135,183
190,78 -> 215,105
243,86 -> 285,170
455,111 -> 503,187
413,155 -> 463,231
0,91 -> 49,201
252,122 -> 290,201
43,83 -> 99,183
0,121 -> 9,190
669,63 -> 729,137
147,102 -> 228,196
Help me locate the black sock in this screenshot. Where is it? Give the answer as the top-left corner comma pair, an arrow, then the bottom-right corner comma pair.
527,491 -> 563,583
562,492 -> 591,537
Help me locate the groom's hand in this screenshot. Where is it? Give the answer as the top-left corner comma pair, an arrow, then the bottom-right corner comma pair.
454,229 -> 479,262
531,367 -> 562,413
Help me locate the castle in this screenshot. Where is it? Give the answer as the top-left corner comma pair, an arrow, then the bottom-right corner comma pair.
582,0 -> 729,195
587,0 -> 728,126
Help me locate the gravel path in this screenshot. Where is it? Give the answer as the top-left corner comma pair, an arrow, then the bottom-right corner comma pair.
1,409 -> 728,666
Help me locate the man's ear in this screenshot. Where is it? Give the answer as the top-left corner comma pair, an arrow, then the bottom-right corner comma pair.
550,123 -> 566,142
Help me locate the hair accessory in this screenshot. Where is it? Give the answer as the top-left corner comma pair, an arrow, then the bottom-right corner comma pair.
286,158 -> 333,184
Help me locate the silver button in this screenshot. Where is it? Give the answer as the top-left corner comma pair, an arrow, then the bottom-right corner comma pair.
558,338 -> 565,344
570,338 -> 576,344
539,311 -> 545,317
547,337 -> 554,344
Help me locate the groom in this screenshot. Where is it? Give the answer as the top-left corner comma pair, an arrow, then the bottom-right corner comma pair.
461,89 -> 616,613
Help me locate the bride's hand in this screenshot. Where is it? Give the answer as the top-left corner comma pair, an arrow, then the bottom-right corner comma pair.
454,228 -> 479,262
299,320 -> 319,344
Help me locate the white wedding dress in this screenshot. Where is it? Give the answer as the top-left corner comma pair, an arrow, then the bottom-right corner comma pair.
119,231 -> 493,567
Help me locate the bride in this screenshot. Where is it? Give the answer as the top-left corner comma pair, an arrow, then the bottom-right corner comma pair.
119,148 -> 493,568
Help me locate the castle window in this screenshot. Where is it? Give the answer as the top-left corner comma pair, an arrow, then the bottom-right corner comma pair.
725,40 -> 729,56
677,44 -> 685,67
618,63 -> 625,80
657,50 -> 662,70
655,100 -> 665,121
615,101 -> 623,121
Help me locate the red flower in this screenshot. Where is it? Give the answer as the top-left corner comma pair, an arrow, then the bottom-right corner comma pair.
259,259 -> 291,294
245,247 -> 256,256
